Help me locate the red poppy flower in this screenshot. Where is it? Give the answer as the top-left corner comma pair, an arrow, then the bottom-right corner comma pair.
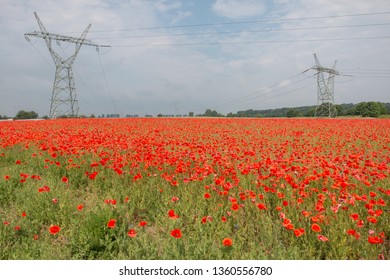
61,176 -> 68,183
49,225 -> 60,235
201,216 -> 212,224
14,225 -> 21,231
350,213 -> 359,220
318,235 -> 329,242
21,212 -> 27,217
204,193 -> 211,199
138,220 -> 147,227
77,204 -> 84,211
107,219 -> 116,229
127,229 -> 137,238
311,223 -> 321,232
367,217 -> 377,224
168,209 -> 179,219
257,203 -> 267,210
3,175 -> 10,180
368,236 -> 384,244
294,228 -> 305,237
222,238 -> 233,246
347,229 -> 356,236
170,228 -> 182,238
231,203 -> 240,211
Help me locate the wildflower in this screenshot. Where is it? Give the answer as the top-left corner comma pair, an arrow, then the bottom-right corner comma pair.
3,175 -> 10,180
38,186 -> 50,193
171,196 -> 179,203
311,223 -> 321,232
21,212 -> 27,217
52,198 -> 58,204
107,219 -> 116,229
350,213 -> 359,220
368,236 -> 384,244
77,204 -> 84,211
168,209 -> 179,219
170,228 -> 182,238
14,225 -> 21,231
257,203 -> 267,210
204,193 -> 211,199
318,235 -> 329,242
222,238 -> 233,246
49,225 -> 60,235
138,220 -> 147,227
61,176 -> 68,183
201,216 -> 212,224
231,203 -> 240,211
127,229 -> 137,238
294,228 -> 305,237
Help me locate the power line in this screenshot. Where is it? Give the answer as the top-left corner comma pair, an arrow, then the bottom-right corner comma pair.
90,22 -> 390,40
110,35 -> 390,48
214,74 -> 309,109
84,11 -> 390,33
217,78 -> 316,112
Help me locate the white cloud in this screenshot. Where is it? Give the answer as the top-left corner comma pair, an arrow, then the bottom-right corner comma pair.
213,0 -> 267,19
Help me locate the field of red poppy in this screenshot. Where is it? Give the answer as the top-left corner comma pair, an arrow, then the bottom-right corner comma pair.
0,118 -> 389,260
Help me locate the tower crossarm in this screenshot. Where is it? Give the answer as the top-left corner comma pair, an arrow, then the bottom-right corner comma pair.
24,31 -> 104,47
310,66 -> 340,75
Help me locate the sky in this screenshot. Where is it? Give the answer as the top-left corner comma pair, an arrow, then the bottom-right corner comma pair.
0,0 -> 389,117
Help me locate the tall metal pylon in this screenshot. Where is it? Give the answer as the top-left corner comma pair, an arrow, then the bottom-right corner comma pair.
311,54 -> 340,118
25,12 -> 109,118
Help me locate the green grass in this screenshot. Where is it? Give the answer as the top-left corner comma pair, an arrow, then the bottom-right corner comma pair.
0,144 -> 388,260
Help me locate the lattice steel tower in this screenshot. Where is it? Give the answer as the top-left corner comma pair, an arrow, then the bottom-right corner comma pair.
25,12 -> 108,118
311,53 -> 340,118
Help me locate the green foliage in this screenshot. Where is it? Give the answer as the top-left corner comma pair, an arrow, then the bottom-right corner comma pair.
286,109 -> 299,118
354,102 -> 386,118
229,102 -> 389,118
204,109 -> 223,117
14,110 -> 38,120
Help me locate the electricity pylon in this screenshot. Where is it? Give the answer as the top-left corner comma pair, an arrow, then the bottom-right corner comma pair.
311,53 -> 340,117
25,12 -> 109,118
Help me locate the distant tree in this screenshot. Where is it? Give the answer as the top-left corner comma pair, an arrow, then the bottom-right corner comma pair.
157,114 -> 163,117
14,110 -> 38,120
286,109 -> 299,118
89,114 -> 95,118
355,102 -> 385,118
188,112 -> 194,117
335,105 -> 345,116
204,109 -> 223,117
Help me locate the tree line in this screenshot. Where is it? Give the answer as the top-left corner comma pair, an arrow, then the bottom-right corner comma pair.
3,101 -> 389,120
222,102 -> 389,118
